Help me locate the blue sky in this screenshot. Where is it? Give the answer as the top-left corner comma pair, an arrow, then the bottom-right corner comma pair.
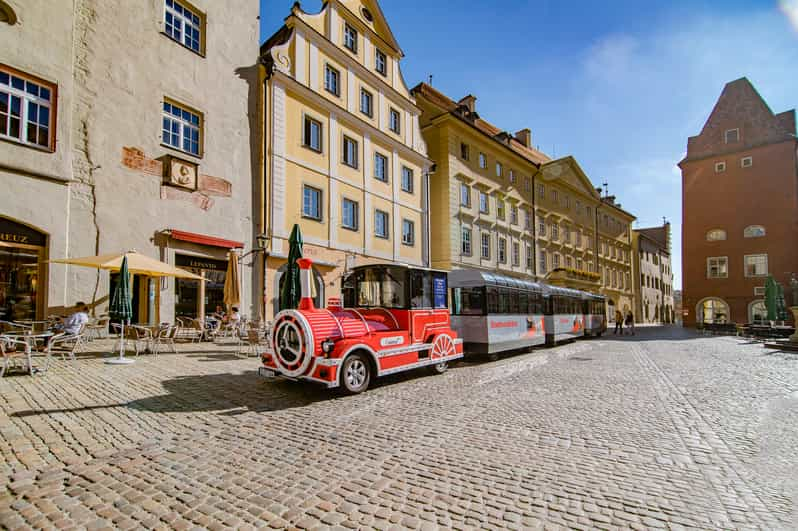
260,0 -> 798,289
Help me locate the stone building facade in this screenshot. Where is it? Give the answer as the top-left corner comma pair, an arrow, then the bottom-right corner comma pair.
259,0 -> 431,320
0,0 -> 260,323
680,78 -> 798,326
633,223 -> 674,324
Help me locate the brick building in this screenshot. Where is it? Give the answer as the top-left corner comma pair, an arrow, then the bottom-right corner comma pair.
680,78 -> 798,326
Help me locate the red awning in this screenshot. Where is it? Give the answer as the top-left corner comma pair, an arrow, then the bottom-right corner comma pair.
168,229 -> 244,249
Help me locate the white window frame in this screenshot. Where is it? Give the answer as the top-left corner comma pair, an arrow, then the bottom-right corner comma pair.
461,227 -> 472,256
389,108 -> 401,134
401,166 -> 414,193
743,225 -> 766,238
496,199 -> 505,220
164,0 -> 204,55
498,237 -> 507,263
526,245 -> 533,269
341,198 -> 359,230
342,135 -> 359,168
460,183 -> 471,207
343,23 -> 358,54
359,88 -> 373,117
741,156 -> 752,168
510,205 -> 518,225
707,256 -> 728,279
478,191 -> 489,214
725,128 -> 739,144
0,67 -> 55,151
375,210 -> 390,239
512,241 -> 520,267
539,250 -> 547,274
479,152 -> 487,169
374,152 -> 388,182
714,161 -> 726,173
496,162 -> 502,177
375,49 -> 387,76
480,232 -> 491,259
302,114 -> 323,152
744,254 -> 768,277
162,99 -> 202,157
401,219 -> 415,246
324,64 -> 340,97
706,229 -> 727,241
302,185 -> 323,221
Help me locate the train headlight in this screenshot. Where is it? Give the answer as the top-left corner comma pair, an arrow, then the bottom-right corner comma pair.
321,339 -> 336,355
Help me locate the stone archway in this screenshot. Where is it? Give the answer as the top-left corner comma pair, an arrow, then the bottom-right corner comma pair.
0,216 -> 49,320
696,297 -> 730,324
0,1 -> 17,25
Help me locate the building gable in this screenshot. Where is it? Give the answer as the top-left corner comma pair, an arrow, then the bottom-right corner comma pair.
684,77 -> 796,162
540,156 -> 601,202
337,0 -> 403,57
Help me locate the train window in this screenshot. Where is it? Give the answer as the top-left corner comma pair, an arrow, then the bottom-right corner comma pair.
452,287 -> 485,315
508,290 -> 519,313
498,289 -> 510,313
486,287 -> 500,313
409,270 -> 433,309
354,267 -> 407,309
518,291 -> 528,313
529,292 -> 544,314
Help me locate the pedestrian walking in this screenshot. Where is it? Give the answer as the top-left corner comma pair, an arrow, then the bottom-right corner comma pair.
625,311 -> 635,336
614,309 -> 623,335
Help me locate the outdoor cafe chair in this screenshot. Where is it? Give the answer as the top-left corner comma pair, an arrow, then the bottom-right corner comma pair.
151,325 -> 178,356
85,316 -> 110,341
48,330 -> 86,363
1,336 -> 33,377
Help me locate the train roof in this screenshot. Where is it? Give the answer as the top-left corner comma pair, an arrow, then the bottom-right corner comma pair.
448,269 -> 546,292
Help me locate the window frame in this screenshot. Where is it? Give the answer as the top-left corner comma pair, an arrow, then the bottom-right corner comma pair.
706,256 -> 728,279
743,225 -> 766,238
302,114 -> 323,153
478,191 -> 489,214
512,241 -> 520,267
461,227 -> 473,256
374,209 -> 390,239
341,197 -> 359,231
359,88 -> 373,118
302,184 -> 323,222
389,108 -> 401,134
342,135 -> 359,169
744,254 -> 768,277
724,128 -> 739,144
714,161 -> 726,173
163,0 -> 206,56
496,162 -> 503,178
375,48 -> 387,76
460,142 -> 469,160
162,98 -> 203,158
400,166 -> 414,193
343,23 -> 358,54
498,237 -> 507,264
374,151 -> 388,182
741,156 -> 753,168
401,218 -> 415,246
460,183 -> 471,208
324,63 -> 341,97
478,152 -> 487,169
0,64 -> 58,152
706,229 -> 727,241
480,232 -> 491,259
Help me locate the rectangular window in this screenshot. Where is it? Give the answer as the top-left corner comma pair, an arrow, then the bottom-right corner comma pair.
525,178 -> 531,192
479,191 -> 489,214
460,183 -> 471,207
576,231 -> 582,248
375,49 -> 387,76
563,225 -> 570,244
162,100 -> 202,156
302,185 -> 322,221
524,209 -> 531,230
707,256 -> 728,279
303,115 -> 322,152
360,88 -> 373,117
324,64 -> 340,96
512,242 -> 520,266
537,184 -> 545,199
576,258 -> 583,270
496,199 -> 505,220
164,0 -> 203,54
401,166 -> 414,193
744,254 -> 768,277
342,198 -> 359,230
725,128 -> 739,143
462,227 -> 472,255
0,67 -> 56,150
342,135 -> 358,168
565,256 -> 573,268
741,156 -> 753,168
526,245 -> 533,269
389,108 -> 401,134
343,23 -> 358,53
479,153 -> 487,169
460,142 -> 469,160
553,253 -> 560,269
375,210 -> 389,238
498,238 -> 507,263
551,224 -> 559,241
552,190 -> 559,202
564,195 -> 570,209
538,219 -> 546,237
509,170 -> 516,184
496,162 -> 503,177
402,219 -> 415,246
481,232 -> 491,259
539,250 -> 547,274
715,161 -> 726,173
510,205 -> 518,225
374,152 -> 388,182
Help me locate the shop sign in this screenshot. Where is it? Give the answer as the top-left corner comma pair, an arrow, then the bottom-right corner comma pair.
175,254 -> 228,272
0,218 -> 47,247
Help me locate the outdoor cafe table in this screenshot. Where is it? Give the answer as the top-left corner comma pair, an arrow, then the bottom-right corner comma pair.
1,331 -> 55,374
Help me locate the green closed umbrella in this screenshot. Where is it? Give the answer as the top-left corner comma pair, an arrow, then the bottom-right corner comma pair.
765,275 -> 778,322
108,256 -> 135,365
279,224 -> 304,311
776,282 -> 788,321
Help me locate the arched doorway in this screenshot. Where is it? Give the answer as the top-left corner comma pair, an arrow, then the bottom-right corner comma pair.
0,217 -> 49,321
748,300 -> 767,324
696,298 -> 730,324
273,263 -> 324,312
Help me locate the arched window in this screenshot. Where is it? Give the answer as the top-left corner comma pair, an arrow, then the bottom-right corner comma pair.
697,298 -> 729,324
706,229 -> 726,241
744,225 -> 766,238
0,1 -> 17,25
748,300 -> 767,324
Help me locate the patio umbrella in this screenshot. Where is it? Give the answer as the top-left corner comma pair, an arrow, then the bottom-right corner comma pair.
279,224 -> 303,310
51,250 -> 203,279
223,250 -> 241,313
108,256 -> 134,365
776,282 -> 788,321
765,275 -> 778,321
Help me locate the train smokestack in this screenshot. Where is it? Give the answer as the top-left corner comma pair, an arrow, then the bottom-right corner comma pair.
297,258 -> 315,311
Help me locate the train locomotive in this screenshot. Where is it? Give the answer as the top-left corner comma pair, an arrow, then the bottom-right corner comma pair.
259,259 -> 464,393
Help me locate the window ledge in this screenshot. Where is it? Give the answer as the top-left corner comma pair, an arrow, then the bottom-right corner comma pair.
160,31 -> 206,58
161,143 -> 202,160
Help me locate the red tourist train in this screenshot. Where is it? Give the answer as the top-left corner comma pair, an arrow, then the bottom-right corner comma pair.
259,258 -> 464,393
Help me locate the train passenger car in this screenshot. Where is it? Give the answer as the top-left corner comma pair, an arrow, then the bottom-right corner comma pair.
449,270 -> 546,355
582,293 -> 607,337
544,286 -> 586,345
260,259 -> 463,394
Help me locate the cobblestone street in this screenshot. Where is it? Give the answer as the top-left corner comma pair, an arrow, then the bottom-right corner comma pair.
1,327 -> 797,530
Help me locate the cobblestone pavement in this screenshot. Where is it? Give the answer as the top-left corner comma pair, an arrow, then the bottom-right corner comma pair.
1,327 -> 797,530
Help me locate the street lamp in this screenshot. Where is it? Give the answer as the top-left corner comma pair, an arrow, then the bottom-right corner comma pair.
239,233 -> 271,262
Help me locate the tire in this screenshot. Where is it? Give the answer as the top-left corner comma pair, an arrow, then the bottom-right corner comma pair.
429,361 -> 448,374
340,352 -> 371,394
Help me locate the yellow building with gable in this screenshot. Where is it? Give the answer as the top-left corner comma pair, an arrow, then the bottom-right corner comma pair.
259,0 -> 431,319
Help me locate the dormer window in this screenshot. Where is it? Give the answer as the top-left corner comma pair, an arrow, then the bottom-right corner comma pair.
724,128 -> 739,143
344,24 -> 358,54
741,156 -> 752,168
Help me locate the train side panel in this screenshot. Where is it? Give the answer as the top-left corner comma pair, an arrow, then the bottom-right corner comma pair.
451,314 -> 546,354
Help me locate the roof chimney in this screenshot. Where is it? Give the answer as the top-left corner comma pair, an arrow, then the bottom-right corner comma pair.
457,95 -> 477,113
514,128 -> 532,148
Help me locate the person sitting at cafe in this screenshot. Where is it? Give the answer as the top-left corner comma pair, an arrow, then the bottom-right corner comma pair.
58,302 -> 90,336
228,307 -> 241,324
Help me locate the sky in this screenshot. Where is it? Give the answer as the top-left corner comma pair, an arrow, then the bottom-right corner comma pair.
260,0 -> 798,289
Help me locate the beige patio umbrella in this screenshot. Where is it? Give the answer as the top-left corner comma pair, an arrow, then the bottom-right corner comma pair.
223,250 -> 240,312
50,250 -> 204,280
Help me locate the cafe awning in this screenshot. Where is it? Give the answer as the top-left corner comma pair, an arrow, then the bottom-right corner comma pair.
168,229 -> 244,249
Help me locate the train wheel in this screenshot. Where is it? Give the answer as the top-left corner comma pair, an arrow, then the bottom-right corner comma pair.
340,352 -> 371,394
429,361 -> 448,375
